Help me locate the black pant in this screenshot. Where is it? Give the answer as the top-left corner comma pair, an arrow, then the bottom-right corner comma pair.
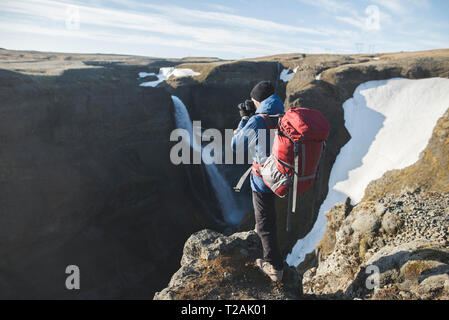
252,191 -> 283,271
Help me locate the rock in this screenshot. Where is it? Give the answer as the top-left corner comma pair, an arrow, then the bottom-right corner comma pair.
382,212 -> 403,234
155,230 -> 301,300
223,272 -> 233,281
181,230 -> 223,266
316,203 -> 350,260
303,190 -> 449,300
297,249 -> 319,275
153,288 -> 174,300
374,203 -> 387,216
351,209 -> 381,235
399,290 -> 412,299
417,274 -> 449,299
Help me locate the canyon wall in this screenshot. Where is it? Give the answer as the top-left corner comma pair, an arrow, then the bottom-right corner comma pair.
0,51 -> 220,298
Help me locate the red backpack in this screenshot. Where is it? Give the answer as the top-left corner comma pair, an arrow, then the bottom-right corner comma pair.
235,107 -> 330,231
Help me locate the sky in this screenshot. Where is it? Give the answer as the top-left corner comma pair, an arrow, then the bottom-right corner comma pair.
0,0 -> 448,59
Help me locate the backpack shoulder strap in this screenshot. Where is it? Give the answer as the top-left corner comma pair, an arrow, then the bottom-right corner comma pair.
258,114 -> 278,130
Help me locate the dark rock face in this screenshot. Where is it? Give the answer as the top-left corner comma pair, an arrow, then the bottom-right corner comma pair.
163,61 -> 281,130
0,64 -> 216,299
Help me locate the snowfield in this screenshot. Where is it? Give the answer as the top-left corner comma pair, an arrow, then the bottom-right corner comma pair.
139,67 -> 200,87
280,67 -> 298,82
287,77 -> 449,267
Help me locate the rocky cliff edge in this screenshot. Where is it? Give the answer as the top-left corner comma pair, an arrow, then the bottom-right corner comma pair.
154,230 -> 301,300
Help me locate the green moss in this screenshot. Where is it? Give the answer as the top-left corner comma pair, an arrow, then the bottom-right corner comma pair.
403,261 -> 432,278
359,235 -> 372,260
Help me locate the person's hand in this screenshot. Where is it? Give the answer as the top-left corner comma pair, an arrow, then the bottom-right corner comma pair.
238,100 -> 256,118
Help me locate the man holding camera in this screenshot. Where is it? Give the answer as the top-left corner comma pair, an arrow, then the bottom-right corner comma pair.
231,81 -> 285,282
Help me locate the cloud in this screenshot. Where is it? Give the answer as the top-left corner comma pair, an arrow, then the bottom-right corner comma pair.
0,0 -> 333,57
0,0 -> 446,58
299,0 -> 383,32
371,0 -> 407,15
200,3 -> 235,14
103,0 -> 326,36
371,0 -> 430,15
0,0 -> 310,56
297,0 -> 359,16
335,16 -> 366,30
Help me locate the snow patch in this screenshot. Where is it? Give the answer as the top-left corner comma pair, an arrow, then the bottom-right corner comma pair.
315,72 -> 322,81
373,57 -> 380,61
138,72 -> 156,78
287,77 -> 449,267
139,67 -> 200,87
280,67 -> 298,82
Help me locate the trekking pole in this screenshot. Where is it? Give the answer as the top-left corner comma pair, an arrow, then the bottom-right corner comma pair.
286,183 -> 293,232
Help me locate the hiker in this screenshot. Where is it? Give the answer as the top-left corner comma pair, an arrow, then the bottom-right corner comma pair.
231,81 -> 285,282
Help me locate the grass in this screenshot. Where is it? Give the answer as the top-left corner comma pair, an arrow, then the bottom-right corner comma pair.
358,235 -> 372,260
402,261 -> 433,278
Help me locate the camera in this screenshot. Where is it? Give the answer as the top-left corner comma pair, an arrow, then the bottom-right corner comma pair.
238,99 -> 256,118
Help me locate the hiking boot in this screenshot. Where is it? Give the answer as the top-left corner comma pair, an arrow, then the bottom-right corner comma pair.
255,259 -> 283,282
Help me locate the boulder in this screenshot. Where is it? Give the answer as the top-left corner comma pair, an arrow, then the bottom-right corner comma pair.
303,190 -> 449,300
154,230 -> 302,300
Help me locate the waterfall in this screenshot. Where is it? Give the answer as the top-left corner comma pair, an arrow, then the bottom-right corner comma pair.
171,96 -> 243,225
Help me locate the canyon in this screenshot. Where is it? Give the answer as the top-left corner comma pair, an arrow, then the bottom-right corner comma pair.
0,48 -> 448,298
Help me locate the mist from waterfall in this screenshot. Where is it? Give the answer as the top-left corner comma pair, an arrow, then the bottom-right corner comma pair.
171,95 -> 243,225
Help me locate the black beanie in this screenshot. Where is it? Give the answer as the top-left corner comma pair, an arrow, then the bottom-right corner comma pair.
250,81 -> 274,102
